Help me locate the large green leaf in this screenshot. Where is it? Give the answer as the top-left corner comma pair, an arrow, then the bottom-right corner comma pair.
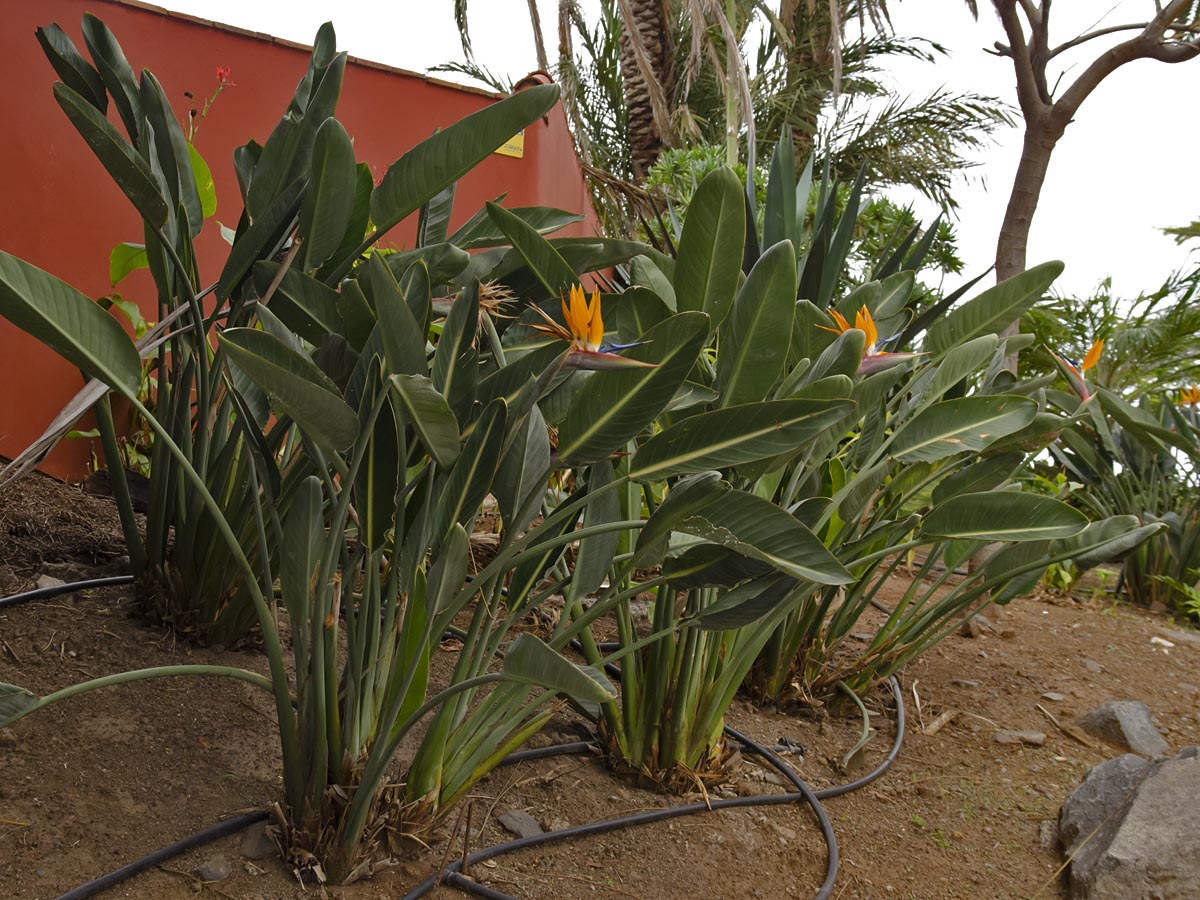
389,374 -> 461,470
139,71 -> 204,236
448,203 -> 584,250
220,327 -> 358,452
1054,516 -> 1167,572
255,262 -> 341,345
371,84 -> 560,234
921,491 -> 1088,541
36,25 -> 107,112
432,280 -> 479,427
217,178 -> 306,300
668,485 -> 852,584
188,143 -> 217,219
53,83 -> 167,227
672,167 -> 745,329
924,262 -> 1063,355
80,13 -> 141,140
0,249 -> 140,394
299,117 -> 356,269
279,476 -> 323,633
763,132 -> 797,254
630,398 -> 853,482
890,396 -> 1037,463
369,255 -> 426,376
432,399 -> 507,541
717,240 -> 797,407
557,312 -> 708,465
109,242 -> 148,287
485,202 -> 577,296
0,683 -> 40,728
503,633 -> 615,703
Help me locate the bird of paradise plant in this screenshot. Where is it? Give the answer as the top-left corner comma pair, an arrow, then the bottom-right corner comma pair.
818,304 -> 925,374
1180,385 -> 1200,405
1053,337 -> 1105,401
530,283 -> 652,369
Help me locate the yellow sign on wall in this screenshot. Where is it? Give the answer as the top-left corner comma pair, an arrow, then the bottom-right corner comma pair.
495,130 -> 525,159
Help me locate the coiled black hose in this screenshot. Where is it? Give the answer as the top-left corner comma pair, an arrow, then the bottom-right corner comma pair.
0,575 -> 134,611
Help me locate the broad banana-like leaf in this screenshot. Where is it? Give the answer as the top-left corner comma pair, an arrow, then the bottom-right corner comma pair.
804,328 -> 866,384
389,374 -> 461,470
503,633 -> 616,703
695,574 -> 795,631
557,312 -> 708,465
0,249 -> 140,394
890,395 -> 1037,463
254,262 -> 341,345
485,201 -> 578,296
371,83 -> 560,234
316,162 -> 374,283
80,13 -> 141,139
921,491 -> 1088,541
717,240 -> 797,407
448,202 -> 583,250
630,398 -> 854,482
763,132 -> 797,254
53,83 -> 166,227
0,683 -> 40,727
630,255 -> 677,311
931,452 -> 1024,504
431,399 -> 507,541
663,544 -> 771,590
36,24 -> 107,112
280,476 -> 323,641
924,261 -> 1063,355
1054,516 -> 1167,572
672,167 -> 745,329
925,335 -> 1000,402
217,178 -> 307,300
299,117 -> 356,269
139,71 -> 204,236
220,327 -> 358,451
369,255 -> 426,376
109,242 -> 148,287
571,461 -> 621,597
494,404 -> 551,533
432,280 -> 479,427
417,182 -> 456,247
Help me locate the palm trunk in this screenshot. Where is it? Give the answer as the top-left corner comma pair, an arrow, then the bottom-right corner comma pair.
618,0 -> 672,179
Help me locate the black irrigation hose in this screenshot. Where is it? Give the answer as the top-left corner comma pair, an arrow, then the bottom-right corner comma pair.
404,677 -> 906,900
52,810 -> 268,900
0,575 -> 135,611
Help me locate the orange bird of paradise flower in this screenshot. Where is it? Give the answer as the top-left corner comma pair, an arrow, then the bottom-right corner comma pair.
1055,337 -> 1104,401
1180,385 -> 1200,406
530,285 -> 652,370
818,305 -> 923,375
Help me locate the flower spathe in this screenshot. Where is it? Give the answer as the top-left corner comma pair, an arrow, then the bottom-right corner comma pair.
818,304 -> 923,375
530,285 -> 653,370
1055,337 -> 1105,402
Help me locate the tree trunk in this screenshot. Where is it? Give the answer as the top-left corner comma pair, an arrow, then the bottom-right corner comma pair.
619,0 -> 672,179
995,119 -> 1064,283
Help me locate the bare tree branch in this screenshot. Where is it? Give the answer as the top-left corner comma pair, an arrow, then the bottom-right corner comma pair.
1049,23 -> 1153,59
994,0 -> 1048,118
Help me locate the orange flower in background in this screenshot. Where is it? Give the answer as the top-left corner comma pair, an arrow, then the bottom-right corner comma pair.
1180,385 -> 1200,406
818,305 -> 923,375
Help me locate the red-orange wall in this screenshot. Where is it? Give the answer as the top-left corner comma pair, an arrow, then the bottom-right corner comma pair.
0,0 -> 596,480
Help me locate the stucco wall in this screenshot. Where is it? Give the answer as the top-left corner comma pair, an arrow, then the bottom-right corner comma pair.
0,0 -> 595,480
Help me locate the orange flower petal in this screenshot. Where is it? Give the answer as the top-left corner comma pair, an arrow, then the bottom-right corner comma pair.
1081,338 -> 1104,372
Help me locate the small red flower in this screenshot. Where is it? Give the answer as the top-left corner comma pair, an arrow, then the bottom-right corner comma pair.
215,65 -> 235,86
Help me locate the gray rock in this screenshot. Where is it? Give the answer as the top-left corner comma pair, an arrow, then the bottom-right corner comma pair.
960,614 -> 994,638
1078,701 -> 1169,757
1042,692 -> 1067,702
238,822 -> 277,860
0,728 -> 17,747
1039,818 -> 1060,850
34,574 -> 66,591
1081,658 -> 1104,674
949,679 -> 981,688
497,809 -> 543,839
196,855 -> 233,882
1060,747 -> 1200,899
1157,628 -> 1200,649
993,730 -> 1046,746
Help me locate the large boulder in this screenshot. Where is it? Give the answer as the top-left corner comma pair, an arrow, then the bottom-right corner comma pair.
1059,747 -> 1200,899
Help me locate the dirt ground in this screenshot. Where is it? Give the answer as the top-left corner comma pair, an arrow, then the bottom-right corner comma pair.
2,472 -> 1199,900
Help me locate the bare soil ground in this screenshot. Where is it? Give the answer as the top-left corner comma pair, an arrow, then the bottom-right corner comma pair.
2,472 -> 1198,900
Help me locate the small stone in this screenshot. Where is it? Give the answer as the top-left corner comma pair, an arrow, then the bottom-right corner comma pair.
771,823 -> 798,841
950,679 -> 981,688
0,728 -> 17,746
1041,692 -> 1066,702
498,809 -> 543,839
1038,818 -> 1059,850
1179,684 -> 1200,695
999,628 -> 1017,640
960,615 -> 994,638
547,817 -> 571,831
850,632 -> 873,642
993,730 -> 1046,746
1157,628 -> 1200,649
1080,658 -> 1103,674
1078,700 -> 1170,757
196,855 -> 232,882
34,574 -> 66,591
238,823 -> 277,860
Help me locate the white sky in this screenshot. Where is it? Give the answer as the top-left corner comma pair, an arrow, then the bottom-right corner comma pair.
156,0 -> 1199,297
